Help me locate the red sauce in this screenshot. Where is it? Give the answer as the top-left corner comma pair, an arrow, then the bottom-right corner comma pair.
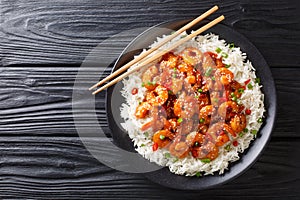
135,47 -> 249,161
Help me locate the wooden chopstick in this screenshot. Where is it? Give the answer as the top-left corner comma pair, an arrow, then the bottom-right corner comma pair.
92,15 -> 225,95
89,6 -> 219,91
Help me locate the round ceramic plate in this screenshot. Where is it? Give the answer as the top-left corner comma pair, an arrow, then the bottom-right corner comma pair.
106,19 -> 277,190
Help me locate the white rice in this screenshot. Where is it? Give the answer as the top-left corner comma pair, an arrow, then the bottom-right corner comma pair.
120,32 -> 265,176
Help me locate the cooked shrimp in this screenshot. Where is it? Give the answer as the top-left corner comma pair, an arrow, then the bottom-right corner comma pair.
215,132 -> 230,147
135,102 -> 151,118
215,67 -> 234,85
171,78 -> 183,94
199,105 -> 214,125
202,52 -> 216,72
218,101 -> 239,119
185,132 -> 205,147
205,144 -> 219,160
174,94 -> 199,118
207,122 -> 236,138
160,52 -> 178,69
201,77 -> 213,92
146,85 -> 168,106
152,130 -> 174,148
164,118 -> 178,132
227,80 -> 244,98
230,113 -> 247,133
197,124 -> 208,134
169,141 -> 189,158
191,141 -> 218,159
177,60 -> 194,73
177,119 -> 195,135
142,65 -> 158,90
180,47 -> 203,67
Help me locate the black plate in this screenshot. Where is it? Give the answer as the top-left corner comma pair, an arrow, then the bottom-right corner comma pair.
106,19 -> 277,190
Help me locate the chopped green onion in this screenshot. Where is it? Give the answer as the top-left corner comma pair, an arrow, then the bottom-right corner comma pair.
199,118 -> 205,123
201,158 -> 211,163
164,153 -> 171,158
173,73 -> 176,78
173,67 -> 177,72
243,128 -> 248,133
205,67 -> 213,77
144,132 -> 149,137
229,43 -> 235,49
212,76 -> 216,81
225,64 -> 231,68
159,135 -> 165,140
180,34 -> 187,38
140,144 -> 145,147
196,172 -> 202,177
221,52 -> 228,58
231,96 -> 237,102
215,47 -> 222,53
141,82 -> 145,87
251,130 -> 257,135
258,118 -> 263,123
195,95 -> 199,99
194,141 -> 199,147
198,88 -> 203,93
230,92 -> 235,97
247,83 -> 253,89
177,118 -> 183,123
255,78 -> 261,84
238,88 -> 244,94
138,101 -> 142,105
239,132 -> 244,137
168,90 -> 173,95
173,158 -> 179,163
225,144 -> 231,151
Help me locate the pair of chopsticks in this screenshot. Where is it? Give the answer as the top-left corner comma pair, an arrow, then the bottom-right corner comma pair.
90,5 -> 224,95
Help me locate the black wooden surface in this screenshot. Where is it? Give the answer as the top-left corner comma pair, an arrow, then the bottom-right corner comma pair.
1,0 -> 300,199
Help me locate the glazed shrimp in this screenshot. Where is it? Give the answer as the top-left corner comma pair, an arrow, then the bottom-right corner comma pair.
164,118 -> 178,133
215,132 -> 230,147
152,130 -> 174,148
227,80 -> 244,98
202,52 -> 216,72
142,65 -> 158,90
160,52 -> 178,69
180,47 -> 203,67
146,85 -> 168,106
191,141 -> 218,160
214,67 -> 234,85
199,105 -> 214,125
174,94 -> 199,118
204,144 -> 219,160
207,122 -> 236,139
135,102 -> 151,118
218,101 -> 239,119
230,113 -> 247,133
185,132 -> 205,147
177,61 -> 194,73
169,140 -> 190,158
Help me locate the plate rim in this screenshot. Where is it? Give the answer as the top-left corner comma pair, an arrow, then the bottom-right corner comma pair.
105,18 -> 277,190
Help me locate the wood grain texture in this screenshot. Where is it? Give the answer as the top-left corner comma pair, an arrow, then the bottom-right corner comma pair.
1,0 -> 300,66
0,137 -> 298,199
1,0 -> 300,199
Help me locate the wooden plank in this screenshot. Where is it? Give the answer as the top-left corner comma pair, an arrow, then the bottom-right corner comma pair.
0,136 -> 298,199
1,0 -> 299,67
0,67 -> 299,138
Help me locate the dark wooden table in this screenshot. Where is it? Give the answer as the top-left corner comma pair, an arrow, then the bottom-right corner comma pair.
1,0 -> 300,199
